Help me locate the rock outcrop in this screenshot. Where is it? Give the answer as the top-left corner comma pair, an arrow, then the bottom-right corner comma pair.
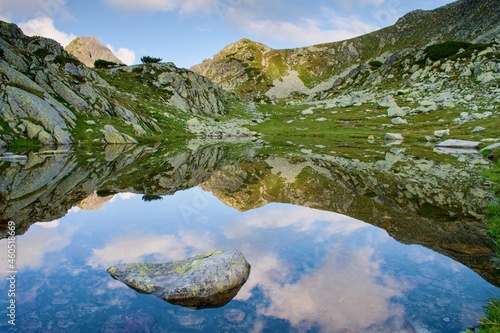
0,21 -> 234,147
0,21 -> 154,146
110,63 -> 230,116
65,36 -> 123,68
108,250 -> 251,309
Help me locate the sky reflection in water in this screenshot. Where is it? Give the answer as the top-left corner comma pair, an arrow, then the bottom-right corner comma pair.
0,187 -> 498,332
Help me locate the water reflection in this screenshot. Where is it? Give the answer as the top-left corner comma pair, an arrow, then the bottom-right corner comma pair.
0,189 -> 497,332
0,141 -> 498,331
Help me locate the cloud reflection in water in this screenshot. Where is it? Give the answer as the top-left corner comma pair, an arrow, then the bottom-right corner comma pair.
88,195 -> 410,331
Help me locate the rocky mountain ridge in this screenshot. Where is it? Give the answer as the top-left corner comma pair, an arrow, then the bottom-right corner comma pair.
65,36 -> 123,67
0,21 -> 234,147
191,0 -> 500,100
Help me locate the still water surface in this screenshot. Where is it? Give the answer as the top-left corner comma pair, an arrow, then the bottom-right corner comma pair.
0,141 -> 499,332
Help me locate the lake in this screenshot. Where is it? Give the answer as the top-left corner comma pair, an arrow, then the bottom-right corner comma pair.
0,139 -> 498,332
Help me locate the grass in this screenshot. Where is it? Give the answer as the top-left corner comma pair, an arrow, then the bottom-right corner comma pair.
468,299 -> 500,332
467,148 -> 500,332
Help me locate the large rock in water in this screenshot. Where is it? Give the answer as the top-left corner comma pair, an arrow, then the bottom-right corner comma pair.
107,250 -> 251,309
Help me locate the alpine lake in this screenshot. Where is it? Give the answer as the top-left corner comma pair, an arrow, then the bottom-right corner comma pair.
0,137 -> 499,333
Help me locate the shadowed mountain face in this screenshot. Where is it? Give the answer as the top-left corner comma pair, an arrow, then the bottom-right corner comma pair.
0,141 -> 497,286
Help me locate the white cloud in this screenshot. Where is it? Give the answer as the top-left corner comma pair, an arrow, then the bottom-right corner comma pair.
35,220 -> 60,229
226,7 -> 380,46
18,16 -> 76,47
106,44 -> 136,65
103,0 -> 220,14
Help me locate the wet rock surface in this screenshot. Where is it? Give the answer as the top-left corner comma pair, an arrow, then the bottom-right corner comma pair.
107,250 -> 251,309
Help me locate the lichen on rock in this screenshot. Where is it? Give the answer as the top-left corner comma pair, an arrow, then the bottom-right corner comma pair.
107,249 -> 251,309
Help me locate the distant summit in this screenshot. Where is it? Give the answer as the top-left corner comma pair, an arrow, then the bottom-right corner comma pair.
65,36 -> 123,67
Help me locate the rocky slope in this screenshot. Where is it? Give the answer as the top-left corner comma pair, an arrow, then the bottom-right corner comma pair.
191,0 -> 500,100
65,36 -> 123,67
0,21 -> 233,148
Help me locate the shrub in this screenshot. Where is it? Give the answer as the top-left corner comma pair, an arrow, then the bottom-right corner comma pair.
94,59 -> 119,68
142,195 -> 163,202
54,55 -> 81,66
425,41 -> 472,61
141,56 -> 162,64
368,60 -> 383,69
0,48 -> 4,59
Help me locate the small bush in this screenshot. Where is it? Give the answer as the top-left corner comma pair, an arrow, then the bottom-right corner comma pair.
425,41 -> 472,61
34,48 -> 50,59
0,48 -> 4,59
141,56 -> 162,64
94,59 -> 119,68
54,55 -> 81,66
142,195 -> 163,202
368,60 -> 383,69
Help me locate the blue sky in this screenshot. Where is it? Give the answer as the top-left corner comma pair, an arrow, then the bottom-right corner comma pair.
1,0 -> 456,68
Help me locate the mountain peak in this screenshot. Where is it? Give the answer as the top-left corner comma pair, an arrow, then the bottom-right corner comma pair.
65,36 -> 123,68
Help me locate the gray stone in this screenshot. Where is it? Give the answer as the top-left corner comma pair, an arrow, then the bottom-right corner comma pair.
434,129 -> 450,138
38,130 -> 56,145
377,96 -> 397,107
387,105 -> 406,118
477,72 -> 496,84
108,249 -> 250,309
385,133 -> 404,141
391,117 -> 408,124
436,139 -> 480,148
50,80 -> 90,111
102,125 -> 138,144
0,154 -> 28,161
480,143 -> 500,152
22,120 -> 44,139
472,126 -> 486,133
132,124 -> 147,137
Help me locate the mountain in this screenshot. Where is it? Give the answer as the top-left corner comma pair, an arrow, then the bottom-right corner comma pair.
0,21 -> 235,148
191,0 -> 500,99
65,36 -> 123,67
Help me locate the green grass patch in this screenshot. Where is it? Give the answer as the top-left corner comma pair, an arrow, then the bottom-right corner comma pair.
468,299 -> 500,333
425,41 -> 491,61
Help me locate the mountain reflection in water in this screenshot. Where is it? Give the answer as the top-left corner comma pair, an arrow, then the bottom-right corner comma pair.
0,140 -> 498,332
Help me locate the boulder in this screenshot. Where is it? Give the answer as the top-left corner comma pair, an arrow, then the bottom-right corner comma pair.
436,139 -> 480,148
387,105 -> 406,118
102,125 -> 138,144
434,129 -> 450,138
391,117 -> 408,124
107,249 -> 251,309
385,133 -> 404,141
377,96 -> 397,107
471,126 -> 485,133
481,142 -> 500,152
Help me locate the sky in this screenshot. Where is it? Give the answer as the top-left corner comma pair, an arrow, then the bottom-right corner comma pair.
0,0 -> 456,69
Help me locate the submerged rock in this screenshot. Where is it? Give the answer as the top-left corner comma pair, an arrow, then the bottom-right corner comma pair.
107,249 -> 250,309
